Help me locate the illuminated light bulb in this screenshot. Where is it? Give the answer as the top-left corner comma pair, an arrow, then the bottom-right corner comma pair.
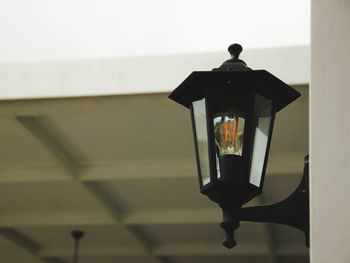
214,114 -> 245,156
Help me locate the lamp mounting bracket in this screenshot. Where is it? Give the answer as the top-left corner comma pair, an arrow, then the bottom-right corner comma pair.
220,155 -> 309,249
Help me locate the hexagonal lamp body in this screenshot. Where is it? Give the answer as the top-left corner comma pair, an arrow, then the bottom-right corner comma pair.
169,44 -> 302,248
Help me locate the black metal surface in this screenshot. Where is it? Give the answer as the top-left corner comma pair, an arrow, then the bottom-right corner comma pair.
221,155 -> 310,248
174,45 -> 296,208
169,70 -> 300,112
168,43 -> 307,250
228,43 -> 243,59
71,230 -> 85,263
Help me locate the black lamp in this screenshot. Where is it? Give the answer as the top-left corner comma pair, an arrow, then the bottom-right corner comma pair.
169,44 -> 309,249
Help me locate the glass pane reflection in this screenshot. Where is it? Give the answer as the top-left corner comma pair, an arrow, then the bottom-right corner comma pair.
192,98 -> 210,185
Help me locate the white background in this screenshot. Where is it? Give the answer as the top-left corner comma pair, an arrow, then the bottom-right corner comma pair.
0,0 -> 310,62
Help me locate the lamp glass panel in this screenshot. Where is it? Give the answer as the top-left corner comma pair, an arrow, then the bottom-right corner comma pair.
249,94 -> 273,187
192,98 -> 210,185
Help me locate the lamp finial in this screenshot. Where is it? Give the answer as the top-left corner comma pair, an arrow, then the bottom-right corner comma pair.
228,43 -> 243,59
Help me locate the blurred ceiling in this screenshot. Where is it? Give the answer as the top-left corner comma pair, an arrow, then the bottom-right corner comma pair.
0,86 -> 309,263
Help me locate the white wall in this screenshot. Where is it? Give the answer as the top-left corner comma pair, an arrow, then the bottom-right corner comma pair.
0,0 -> 310,63
311,0 -> 350,262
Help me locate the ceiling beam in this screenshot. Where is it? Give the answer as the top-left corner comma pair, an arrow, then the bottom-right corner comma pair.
80,156 -> 304,182
10,112 -> 308,262
123,208 -> 219,225
0,159 -> 303,184
0,208 -> 262,228
0,165 -> 69,183
0,228 -> 66,263
121,199 -> 269,226
259,223 -> 278,263
39,246 -> 147,258
155,244 -> 275,256
0,212 -> 115,228
276,245 -> 309,256
255,196 -> 278,263
80,159 -> 196,182
37,243 -> 307,258
17,117 -> 79,178
154,243 -> 308,257
0,93 -> 174,117
16,117 -> 165,263
82,182 -> 123,221
0,229 -> 40,254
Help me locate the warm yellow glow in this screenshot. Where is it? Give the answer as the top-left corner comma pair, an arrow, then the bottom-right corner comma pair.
214,114 -> 245,156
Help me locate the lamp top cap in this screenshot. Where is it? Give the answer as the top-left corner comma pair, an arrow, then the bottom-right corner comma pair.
215,43 -> 248,71
168,42 -> 301,111
228,43 -> 243,59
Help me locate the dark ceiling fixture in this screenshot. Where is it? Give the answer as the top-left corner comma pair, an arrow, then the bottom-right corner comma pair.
169,44 -> 309,249
71,230 -> 85,263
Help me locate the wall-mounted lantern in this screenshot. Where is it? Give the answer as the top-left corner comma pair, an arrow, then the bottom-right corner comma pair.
169,44 -> 309,249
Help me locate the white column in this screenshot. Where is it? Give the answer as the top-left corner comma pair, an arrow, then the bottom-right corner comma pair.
311,0 -> 350,262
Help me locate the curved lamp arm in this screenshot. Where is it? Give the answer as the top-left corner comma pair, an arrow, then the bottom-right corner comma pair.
221,155 -> 309,248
